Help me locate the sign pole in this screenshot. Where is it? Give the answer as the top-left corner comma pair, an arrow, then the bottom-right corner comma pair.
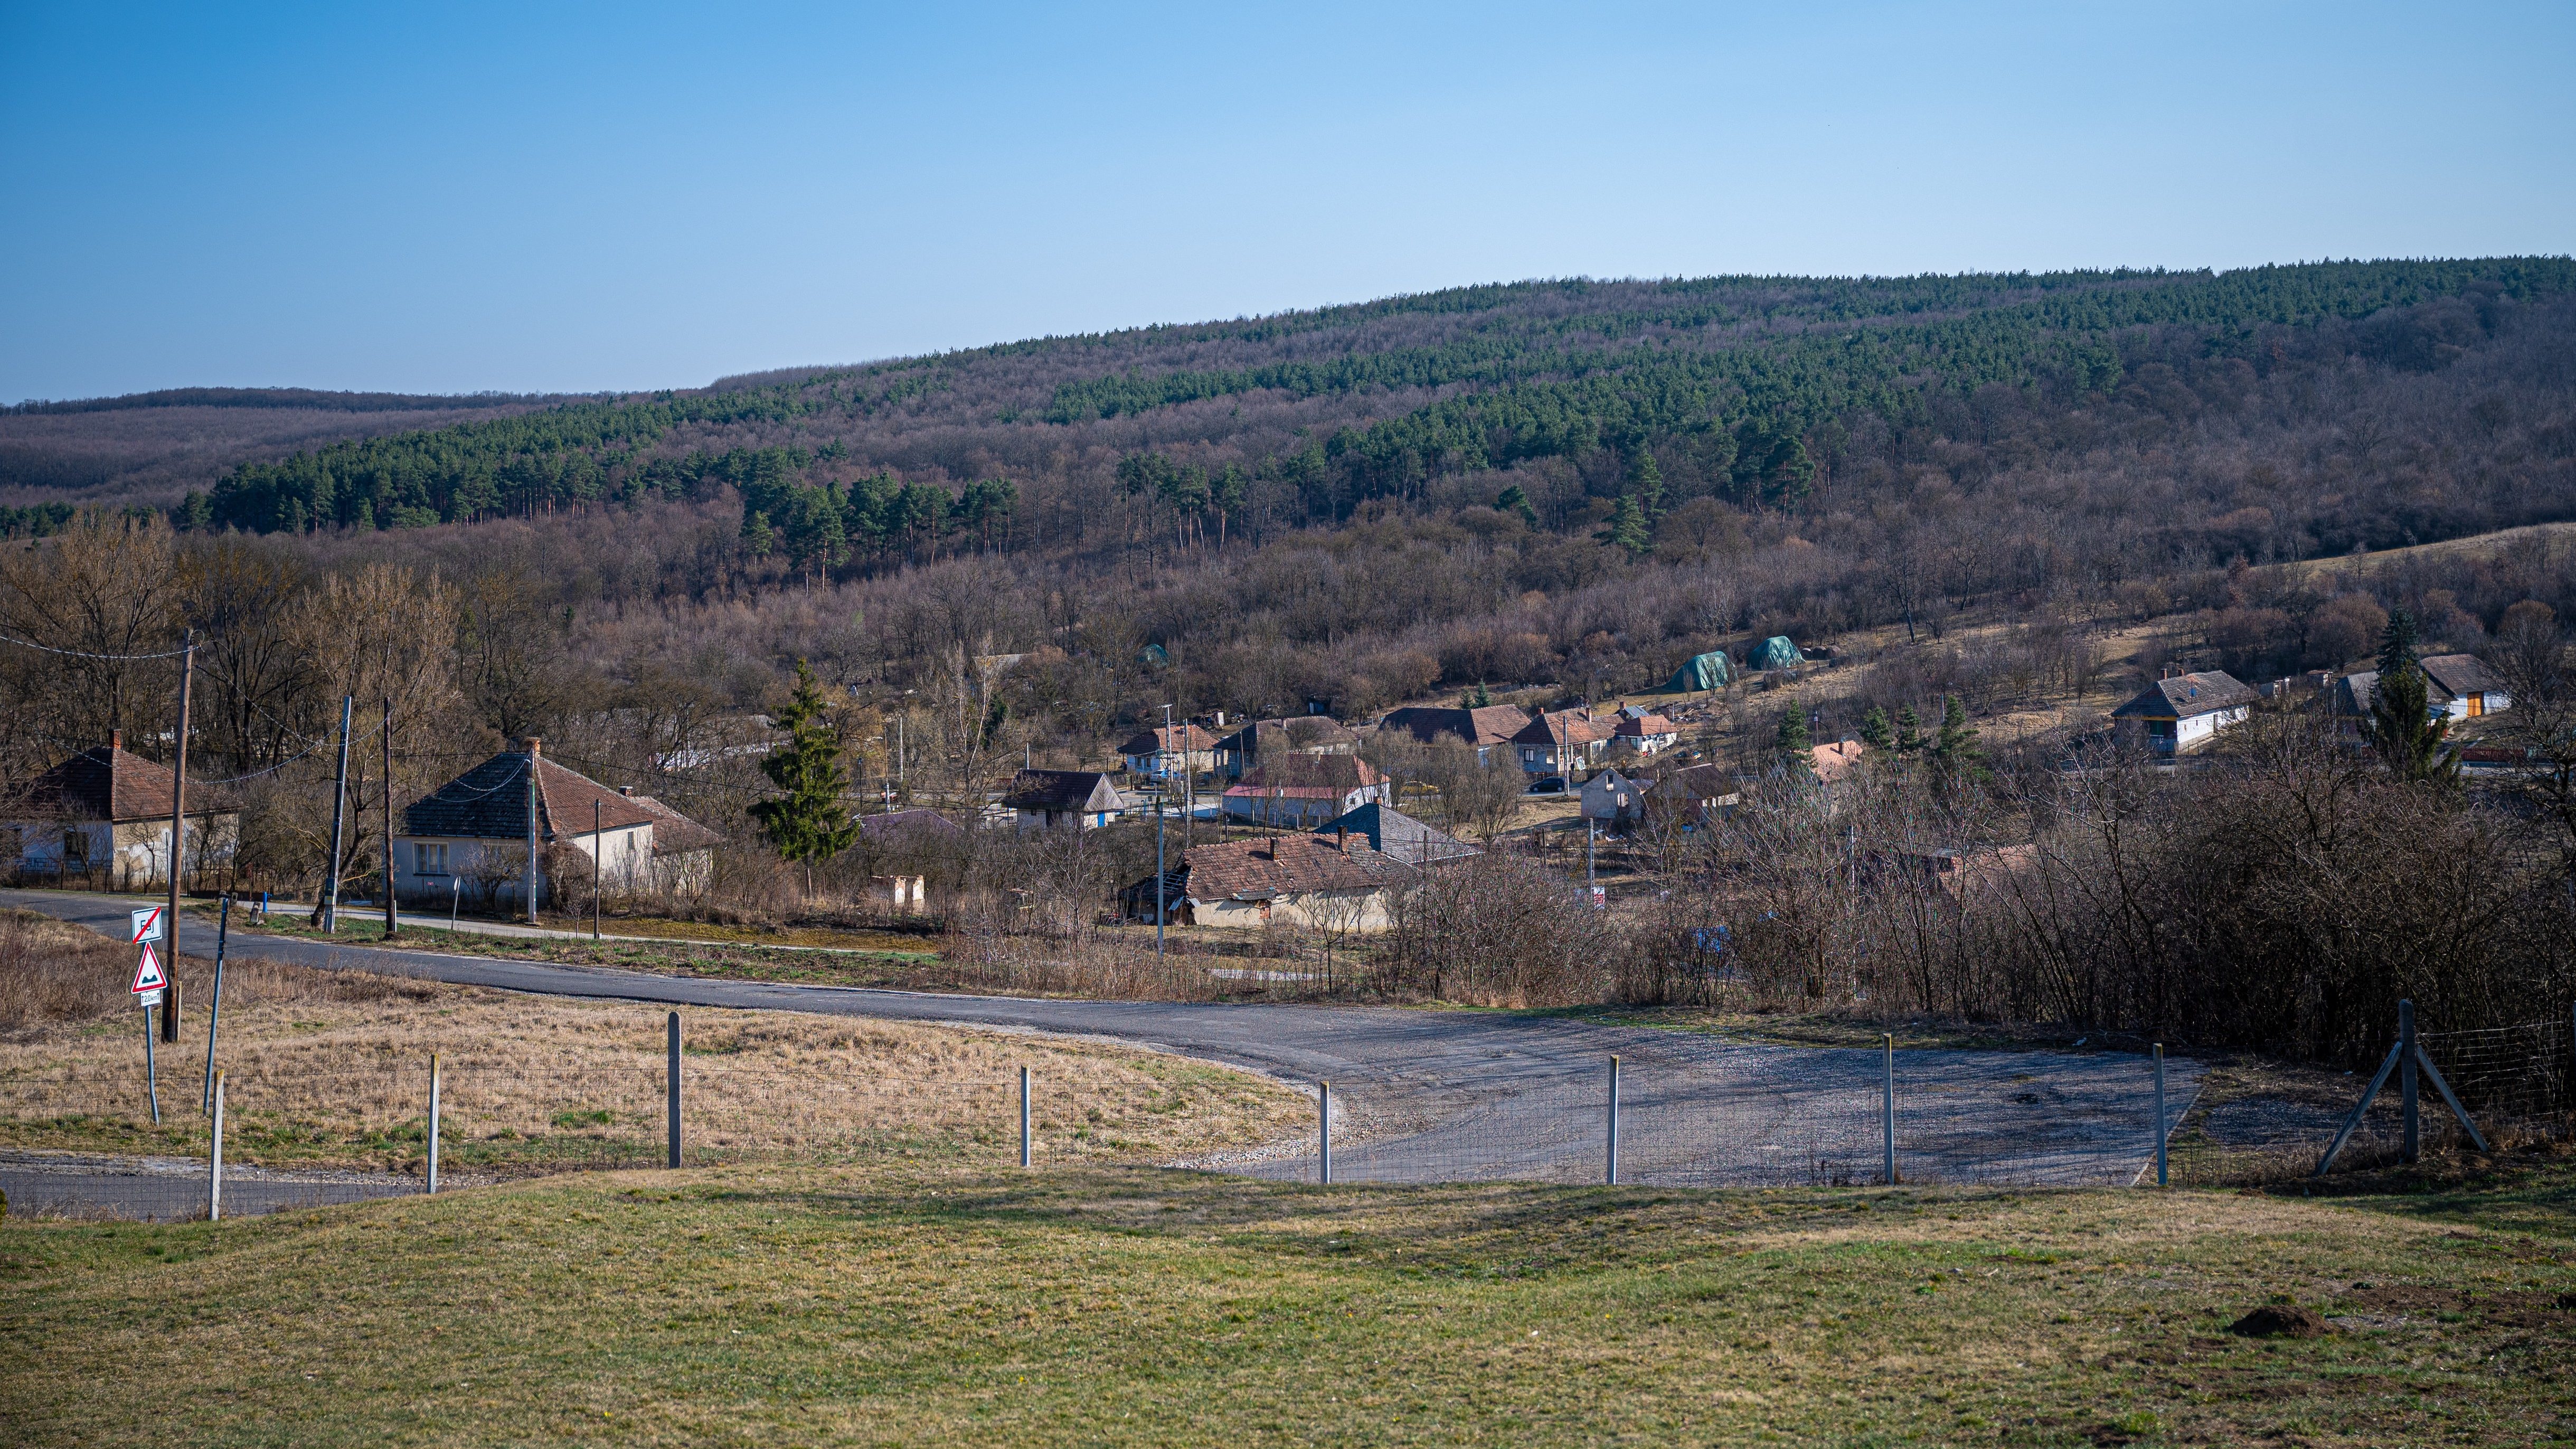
143,995 -> 160,1124
322,694 -> 353,932
202,893 -> 230,1114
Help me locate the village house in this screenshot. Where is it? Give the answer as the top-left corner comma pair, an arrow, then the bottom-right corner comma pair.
1221,755 -> 1389,827
1137,831 -> 1418,930
1119,722 -> 1220,780
1642,762 -> 1741,832
1611,710 -> 1681,758
398,740 -> 720,907
2421,654 -> 2513,719
1512,709 -> 1616,778
1579,767 -> 1650,830
1212,714 -> 1360,780
1376,704 -> 1532,766
2110,671 -> 2260,755
2,732 -> 238,888
1310,801 -> 1478,866
1001,769 -> 1130,830
1808,739 -> 1868,783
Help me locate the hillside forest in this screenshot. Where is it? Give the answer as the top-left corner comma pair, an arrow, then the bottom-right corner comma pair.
3,259 -> 2574,1067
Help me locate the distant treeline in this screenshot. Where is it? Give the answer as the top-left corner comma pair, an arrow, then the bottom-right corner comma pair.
2,387 -> 581,417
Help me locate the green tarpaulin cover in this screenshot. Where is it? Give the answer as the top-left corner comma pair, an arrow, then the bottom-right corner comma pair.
1663,651 -> 1733,693
1748,636 -> 1804,672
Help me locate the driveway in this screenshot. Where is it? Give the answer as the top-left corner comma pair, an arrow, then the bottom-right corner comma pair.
2,888 -> 2195,1211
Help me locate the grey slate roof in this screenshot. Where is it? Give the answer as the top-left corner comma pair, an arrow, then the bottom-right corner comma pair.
403,749 -> 666,843
2420,653 -> 2508,700
1310,802 -> 1478,865
1001,769 -> 1127,813
2110,671 -> 2259,720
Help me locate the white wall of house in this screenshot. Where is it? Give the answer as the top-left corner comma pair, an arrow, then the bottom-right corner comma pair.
397,823 -> 654,904
5,817 -> 238,887
2173,705 -> 2249,752
1185,888 -> 1396,931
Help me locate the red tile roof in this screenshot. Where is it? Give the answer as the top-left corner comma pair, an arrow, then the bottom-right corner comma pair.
1182,833 -> 1417,901
10,740 -> 235,823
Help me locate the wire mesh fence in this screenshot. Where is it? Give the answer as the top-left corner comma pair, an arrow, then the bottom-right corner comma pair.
1239,1034 -> 2193,1189
2165,1010 -> 2576,1186
11,1005 -> 2561,1208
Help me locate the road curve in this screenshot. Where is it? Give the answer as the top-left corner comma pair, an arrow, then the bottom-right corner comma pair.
2,889 -> 2192,1194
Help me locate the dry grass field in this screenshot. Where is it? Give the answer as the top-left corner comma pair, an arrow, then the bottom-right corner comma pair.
0,910 -> 1310,1177
1,1156 -> 2569,1445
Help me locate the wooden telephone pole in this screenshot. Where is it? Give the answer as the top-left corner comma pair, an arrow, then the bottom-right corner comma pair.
161,629 -> 194,1043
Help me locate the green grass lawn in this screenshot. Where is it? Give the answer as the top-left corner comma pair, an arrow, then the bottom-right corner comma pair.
5,1156 -> 2571,1445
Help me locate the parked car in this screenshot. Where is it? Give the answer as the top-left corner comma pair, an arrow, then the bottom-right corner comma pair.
1526,774 -> 1569,795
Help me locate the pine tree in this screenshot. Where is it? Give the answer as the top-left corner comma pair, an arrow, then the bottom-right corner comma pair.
1628,451 -> 1665,522
1472,680 -> 1492,708
1894,702 -> 1924,755
742,509 -> 777,559
749,660 -> 861,896
1858,705 -> 1894,751
1931,694 -> 1985,782
1595,495 -> 1650,556
1495,484 -> 1538,526
2367,608 -> 2459,783
1776,705 -> 1813,776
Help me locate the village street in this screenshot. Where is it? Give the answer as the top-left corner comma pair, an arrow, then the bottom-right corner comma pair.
2,888 -> 2194,1216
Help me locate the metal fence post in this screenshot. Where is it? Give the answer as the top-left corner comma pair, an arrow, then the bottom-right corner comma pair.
1318,1080 -> 1331,1185
2400,999 -> 2419,1163
1020,1066 -> 1032,1168
427,1053 -> 441,1196
202,892 -> 230,1115
666,1011 -> 682,1170
1882,1033 -> 1897,1185
1606,1055 -> 1620,1185
208,1069 -> 224,1221
2153,1043 -> 2167,1188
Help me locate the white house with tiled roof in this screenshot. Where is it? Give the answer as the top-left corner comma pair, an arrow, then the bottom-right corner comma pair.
397,739 -> 719,907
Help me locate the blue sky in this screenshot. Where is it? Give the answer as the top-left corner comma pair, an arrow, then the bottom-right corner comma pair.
3,1 -> 2570,402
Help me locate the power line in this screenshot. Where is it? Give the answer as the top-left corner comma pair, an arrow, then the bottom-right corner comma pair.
0,633 -> 191,662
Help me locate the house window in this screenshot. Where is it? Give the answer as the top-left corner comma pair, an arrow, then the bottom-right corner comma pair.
63,827 -> 90,869
415,842 -> 449,876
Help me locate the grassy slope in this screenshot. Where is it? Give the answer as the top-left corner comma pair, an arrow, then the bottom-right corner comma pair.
3,1160 -> 2569,1446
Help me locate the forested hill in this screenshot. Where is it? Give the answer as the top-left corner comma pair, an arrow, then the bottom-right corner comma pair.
177,260 -> 2576,566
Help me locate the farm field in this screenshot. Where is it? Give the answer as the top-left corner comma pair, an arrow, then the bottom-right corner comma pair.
1,1156 -> 2569,1446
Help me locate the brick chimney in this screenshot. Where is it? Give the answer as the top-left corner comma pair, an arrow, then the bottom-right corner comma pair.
109,729 -> 122,751
1335,826 -> 1349,853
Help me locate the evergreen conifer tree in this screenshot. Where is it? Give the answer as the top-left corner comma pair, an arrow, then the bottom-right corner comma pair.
1858,705 -> 1894,751
1894,702 -> 1924,755
1495,484 -> 1538,526
1628,452 -> 1665,522
2367,608 -> 2459,783
750,660 -> 861,896
1930,694 -> 1985,782
1595,495 -> 1650,556
1776,704 -> 1813,776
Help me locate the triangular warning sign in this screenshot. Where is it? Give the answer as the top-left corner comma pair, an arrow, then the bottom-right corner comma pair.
130,943 -> 168,994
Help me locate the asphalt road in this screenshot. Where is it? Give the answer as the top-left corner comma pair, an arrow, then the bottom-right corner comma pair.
3,888 -> 2197,1212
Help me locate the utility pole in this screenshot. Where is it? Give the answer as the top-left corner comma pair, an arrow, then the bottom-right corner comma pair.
523,737 -> 542,926
1164,717 -> 1174,964
162,628 -> 193,1043
592,797 -> 602,940
322,693 -> 353,933
381,697 -> 397,938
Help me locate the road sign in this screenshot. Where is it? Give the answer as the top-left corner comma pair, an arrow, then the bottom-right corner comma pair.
131,943 -> 168,995
130,906 -> 164,944
135,988 -> 164,1008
